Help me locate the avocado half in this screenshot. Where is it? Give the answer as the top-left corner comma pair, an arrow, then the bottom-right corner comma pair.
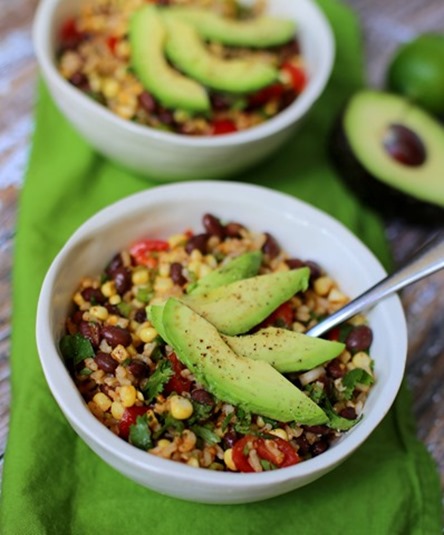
330,90 -> 444,224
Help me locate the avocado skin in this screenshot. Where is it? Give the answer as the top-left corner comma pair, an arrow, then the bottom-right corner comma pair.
329,110 -> 444,225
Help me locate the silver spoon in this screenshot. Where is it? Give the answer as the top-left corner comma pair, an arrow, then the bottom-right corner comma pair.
306,231 -> 444,338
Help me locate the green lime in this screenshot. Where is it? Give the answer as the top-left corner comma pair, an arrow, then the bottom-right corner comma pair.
387,33 -> 444,115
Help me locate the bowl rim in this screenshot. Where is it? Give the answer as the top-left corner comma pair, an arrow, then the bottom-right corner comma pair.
32,0 -> 335,147
36,181 -> 408,491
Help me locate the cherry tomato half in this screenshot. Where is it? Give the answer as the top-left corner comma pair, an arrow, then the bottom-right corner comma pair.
248,83 -> 284,108
282,62 -> 307,94
129,239 -> 169,265
232,435 -> 300,472
259,301 -> 294,329
119,406 -> 148,439
210,119 -> 238,135
163,352 -> 192,395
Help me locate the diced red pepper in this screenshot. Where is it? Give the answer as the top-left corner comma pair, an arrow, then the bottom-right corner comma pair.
248,83 -> 284,108
259,301 -> 294,329
106,35 -> 119,55
163,352 -> 192,395
210,119 -> 238,135
59,18 -> 84,49
281,62 -> 307,94
129,239 -> 169,265
232,435 -> 300,472
119,406 -> 148,439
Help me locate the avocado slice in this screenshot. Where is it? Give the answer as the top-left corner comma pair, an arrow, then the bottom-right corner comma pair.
166,7 -> 296,48
330,90 -> 444,223
163,298 -> 328,424
182,267 -> 310,335
130,6 -> 210,112
188,251 -> 263,295
163,16 -> 278,94
222,327 -> 345,373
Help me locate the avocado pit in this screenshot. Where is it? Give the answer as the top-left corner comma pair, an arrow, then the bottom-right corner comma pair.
383,123 -> 427,167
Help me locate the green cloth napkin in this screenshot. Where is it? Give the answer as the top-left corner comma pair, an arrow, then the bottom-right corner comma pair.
1,0 -> 441,533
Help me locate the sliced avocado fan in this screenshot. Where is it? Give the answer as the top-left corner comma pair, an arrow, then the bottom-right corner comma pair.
166,7 -> 296,48
163,15 -> 278,94
130,5 -> 210,113
162,298 -> 328,425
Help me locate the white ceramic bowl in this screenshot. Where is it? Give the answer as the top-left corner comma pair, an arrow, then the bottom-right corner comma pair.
36,182 -> 407,504
32,0 -> 335,180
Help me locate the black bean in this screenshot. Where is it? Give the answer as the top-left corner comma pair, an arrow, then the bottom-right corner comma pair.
106,253 -> 124,277
79,321 -> 101,348
138,91 -> 156,113
170,262 -> 187,286
134,307 -> 147,323
69,72 -> 90,90
185,233 -> 209,254
294,434 -> 310,456
345,325 -> 373,353
202,213 -> 225,240
101,325 -> 132,348
225,222 -> 245,238
311,440 -> 329,457
81,287 -> 106,304
286,258 -> 305,270
156,108 -> 175,126
112,267 -> 132,295
127,360 -> 150,379
304,425 -> 331,436
326,358 -> 346,379
95,351 -> 118,373
191,389 -> 214,406
339,407 -> 357,420
222,429 -> 238,449
304,260 -> 322,281
261,232 -> 280,259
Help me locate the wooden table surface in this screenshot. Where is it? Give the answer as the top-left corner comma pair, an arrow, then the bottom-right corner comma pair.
1,0 -> 443,493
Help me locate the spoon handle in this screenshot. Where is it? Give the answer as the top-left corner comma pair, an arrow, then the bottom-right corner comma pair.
306,231 -> 444,338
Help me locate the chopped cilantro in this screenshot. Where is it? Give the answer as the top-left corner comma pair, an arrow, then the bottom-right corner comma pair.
342,368 -> 374,400
60,333 -> 94,365
154,413 -> 185,439
117,302 -> 132,318
136,287 -> 153,304
234,408 -> 252,434
221,411 -> 234,432
305,382 -> 326,404
142,359 -> 173,403
78,368 -> 93,376
260,459 -> 277,471
189,401 -> 213,424
325,405 -> 362,431
191,424 -> 221,445
129,415 -> 153,450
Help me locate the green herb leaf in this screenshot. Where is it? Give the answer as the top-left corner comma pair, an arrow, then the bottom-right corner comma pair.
260,459 -> 277,471
234,407 -> 252,434
189,400 -> 213,424
142,359 -> 173,403
342,368 -> 374,400
325,405 -> 362,431
78,368 -> 93,376
305,382 -> 326,404
191,424 -> 221,445
153,412 -> 185,439
60,333 -> 94,365
136,287 -> 153,304
117,302 -> 132,318
129,415 -> 153,450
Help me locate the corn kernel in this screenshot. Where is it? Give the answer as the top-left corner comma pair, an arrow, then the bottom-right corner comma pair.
101,280 -> 116,297
93,392 -> 112,412
111,344 -> 129,363
120,385 -> 137,408
224,449 -> 238,471
269,428 -> 289,441
158,263 -> 171,278
170,395 -> 193,420
198,264 -> 213,279
132,268 -> 150,286
102,78 -> 119,98
187,457 -> 200,468
168,233 -> 187,248
138,326 -> 158,344
111,401 -> 125,420
190,249 -> 203,262
89,305 -> 109,321
157,439 -> 171,448
109,294 -> 121,305
154,277 -> 173,293
352,352 -> 373,375
313,276 -> 334,296
73,292 -> 86,307
328,288 -> 347,303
